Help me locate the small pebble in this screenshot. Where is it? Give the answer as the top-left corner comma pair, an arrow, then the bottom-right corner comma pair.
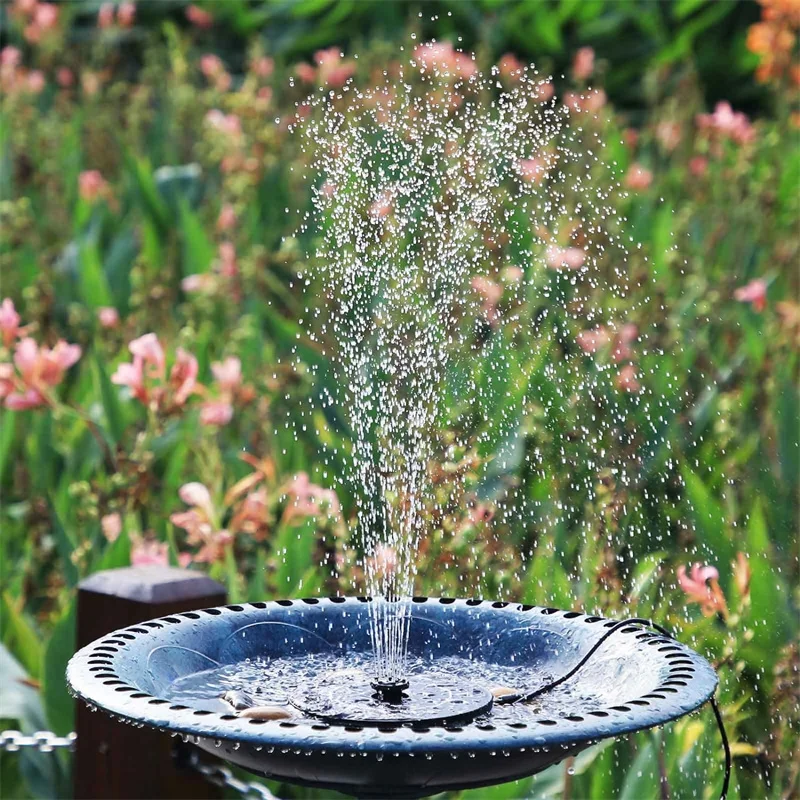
238,705 -> 295,721
490,686 -> 517,698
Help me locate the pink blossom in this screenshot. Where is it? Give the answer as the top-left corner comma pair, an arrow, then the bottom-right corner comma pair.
25,70 -> 45,94
697,101 -> 755,145
211,356 -> 241,392
312,47 -> 356,87
471,275 -> 503,325
56,68 -> 74,88
295,62 -> 316,83
497,53 -> 523,81
677,563 -> 727,616
414,41 -> 474,79
170,348 -> 198,405
615,364 -> 641,393
734,278 -> 767,312
0,364 -> 15,399
251,56 -> 274,78
533,80 -> 555,103
98,3 -> 114,29
117,2 -> 135,27
576,326 -> 612,354
218,241 -> 237,277
0,47 -> 21,69
546,245 -> 586,270
131,540 -> 169,567
129,333 -> 165,378
101,513 -> 122,542
367,544 -> 398,578
469,504 -> 495,525
200,400 -> 233,426
181,273 -> 215,293
216,203 -> 236,232
186,4 -> 213,28
97,306 -> 119,329
0,299 -> 21,346
369,189 -> 393,220
656,121 -> 682,152
230,488 -> 268,536
205,109 -> 241,137
179,482 -> 214,518
34,3 -> 58,29
13,337 -> 81,392
625,163 -> 653,191
78,170 -> 108,203
689,156 -> 708,177
283,472 -> 340,523
110,359 -> 146,402
200,54 -> 224,78
5,388 -> 45,410
517,157 -> 549,184
572,47 -> 594,81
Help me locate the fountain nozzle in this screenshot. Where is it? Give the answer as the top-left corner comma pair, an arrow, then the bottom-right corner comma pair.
371,678 -> 410,704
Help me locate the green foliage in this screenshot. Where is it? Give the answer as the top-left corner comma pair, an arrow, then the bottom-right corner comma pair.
0,3 -> 798,799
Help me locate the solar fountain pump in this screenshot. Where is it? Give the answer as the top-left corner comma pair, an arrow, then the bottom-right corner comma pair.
67,595 -> 730,799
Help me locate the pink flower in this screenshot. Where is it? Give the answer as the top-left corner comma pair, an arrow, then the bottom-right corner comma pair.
211,356 -> 241,392
117,2 -> 135,27
200,400 -> 233,426
615,364 -> 641,393
497,53 -> 523,82
697,101 -> 755,145
0,299 -> 21,346
471,276 -> 503,325
517,158 -> 548,184
546,245 -> 586,270
169,348 -> 198,405
98,3 -> 114,29
129,333 -> 165,378
656,121 -> 682,152
414,41 -> 475,79
56,67 -> 74,88
572,47 -> 594,81
469,503 -> 495,525
576,326 -> 612,354
677,563 -> 727,616
0,47 -> 21,69
101,513 -> 122,543
367,544 -> 398,578
78,170 -> 108,203
110,359 -> 145,402
0,364 -> 15,399
35,3 -> 58,29
734,278 -> 767,312
251,56 -> 274,78
205,109 -> 241,137
295,62 -> 317,83
689,156 -> 708,177
283,472 -> 340,523
179,482 -> 214,518
369,189 -> 393,220
186,4 -> 213,28
313,47 -> 356,87
625,164 -> 653,191
230,488 -> 268,536
5,388 -> 45,410
218,241 -> 237,277
612,323 -> 638,363
200,54 -> 224,77
181,273 -> 215,293
216,203 -> 236,232
13,337 -> 81,394
97,306 -> 119,329
131,540 -> 169,567
25,70 -> 45,94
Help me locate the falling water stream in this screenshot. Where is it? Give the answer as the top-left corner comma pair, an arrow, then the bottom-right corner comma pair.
291,45 -> 664,687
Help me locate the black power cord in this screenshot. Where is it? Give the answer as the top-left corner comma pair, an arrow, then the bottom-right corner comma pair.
496,616 -> 732,800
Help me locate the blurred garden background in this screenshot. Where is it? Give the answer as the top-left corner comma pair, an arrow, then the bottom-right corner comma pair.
0,0 -> 798,798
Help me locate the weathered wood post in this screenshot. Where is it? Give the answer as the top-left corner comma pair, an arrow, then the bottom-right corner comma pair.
74,566 -> 226,799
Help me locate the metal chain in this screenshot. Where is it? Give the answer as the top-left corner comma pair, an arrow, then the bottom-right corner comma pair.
189,754 -> 280,800
0,730 -> 77,752
1,729 -> 278,800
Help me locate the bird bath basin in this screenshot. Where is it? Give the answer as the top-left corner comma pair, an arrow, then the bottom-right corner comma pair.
67,596 -> 717,798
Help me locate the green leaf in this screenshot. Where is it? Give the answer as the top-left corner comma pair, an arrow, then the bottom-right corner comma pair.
48,502 -> 79,589
42,601 -> 76,735
179,201 -> 215,277
681,465 -> 734,586
0,410 -> 16,485
94,356 -> 126,445
0,592 -> 42,681
78,239 -> 113,309
619,739 -> 659,800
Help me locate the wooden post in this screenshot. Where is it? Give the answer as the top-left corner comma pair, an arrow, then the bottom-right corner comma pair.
74,566 -> 226,799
